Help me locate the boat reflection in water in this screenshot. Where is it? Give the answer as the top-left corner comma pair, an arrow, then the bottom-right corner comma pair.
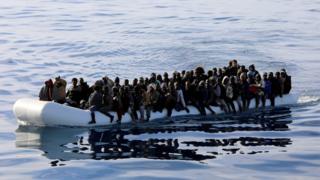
16,107 -> 293,166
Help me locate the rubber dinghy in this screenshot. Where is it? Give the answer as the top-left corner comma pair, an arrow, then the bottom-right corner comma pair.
13,94 -> 299,127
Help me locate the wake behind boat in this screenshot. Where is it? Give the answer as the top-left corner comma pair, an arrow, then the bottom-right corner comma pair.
13,61 -> 294,127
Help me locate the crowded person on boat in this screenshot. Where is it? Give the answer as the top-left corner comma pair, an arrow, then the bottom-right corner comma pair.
39,60 -> 292,124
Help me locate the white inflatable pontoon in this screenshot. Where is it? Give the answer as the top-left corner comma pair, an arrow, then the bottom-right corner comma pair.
13,94 -> 298,127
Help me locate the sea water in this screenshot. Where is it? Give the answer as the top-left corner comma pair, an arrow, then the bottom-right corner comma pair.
0,0 -> 320,179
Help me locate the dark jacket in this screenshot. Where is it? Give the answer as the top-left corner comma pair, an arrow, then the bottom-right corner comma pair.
80,82 -> 90,101
88,91 -> 103,108
271,77 -> 281,97
197,85 -> 208,103
67,85 -> 82,103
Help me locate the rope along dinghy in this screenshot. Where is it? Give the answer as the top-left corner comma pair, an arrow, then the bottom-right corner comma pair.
13,94 -> 298,127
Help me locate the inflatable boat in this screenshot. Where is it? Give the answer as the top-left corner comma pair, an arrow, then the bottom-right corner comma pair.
13,94 -> 298,127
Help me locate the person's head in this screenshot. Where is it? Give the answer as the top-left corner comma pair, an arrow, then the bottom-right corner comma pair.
172,71 -> 177,80
45,79 -> 51,86
145,77 -> 149,84
54,76 -> 61,86
72,78 -> 78,86
95,80 -> 103,87
240,65 -> 245,71
115,77 -> 120,84
184,71 -> 190,78
176,74 -> 182,83
207,70 -> 213,77
133,78 -> 138,86
223,66 -> 227,71
249,64 -> 255,71
263,72 -> 268,80
255,74 -> 261,82
280,71 -> 287,78
156,74 -> 163,82
151,72 -> 156,79
212,67 -> 217,74
163,72 -> 169,79
268,72 -> 274,79
150,75 -> 156,83
232,59 -> 238,67
102,76 -> 108,82
79,77 -> 84,84
181,70 -> 186,76
228,60 -> 233,67
275,71 -> 280,78
190,70 -> 194,77
195,66 -> 205,76
124,79 -> 129,86
176,72 -> 181,79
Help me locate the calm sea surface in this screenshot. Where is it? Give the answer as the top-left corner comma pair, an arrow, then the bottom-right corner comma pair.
0,0 -> 320,179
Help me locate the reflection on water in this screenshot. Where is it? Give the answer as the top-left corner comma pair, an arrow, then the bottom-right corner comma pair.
16,107 -> 292,166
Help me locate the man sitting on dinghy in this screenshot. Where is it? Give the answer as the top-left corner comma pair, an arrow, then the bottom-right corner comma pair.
39,79 -> 53,101
66,78 -> 82,107
52,76 -> 67,104
88,84 -> 114,124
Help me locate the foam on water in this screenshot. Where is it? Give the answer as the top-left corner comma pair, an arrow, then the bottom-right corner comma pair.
298,96 -> 320,104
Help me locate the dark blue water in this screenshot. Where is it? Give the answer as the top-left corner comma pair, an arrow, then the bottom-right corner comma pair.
0,0 -> 320,179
